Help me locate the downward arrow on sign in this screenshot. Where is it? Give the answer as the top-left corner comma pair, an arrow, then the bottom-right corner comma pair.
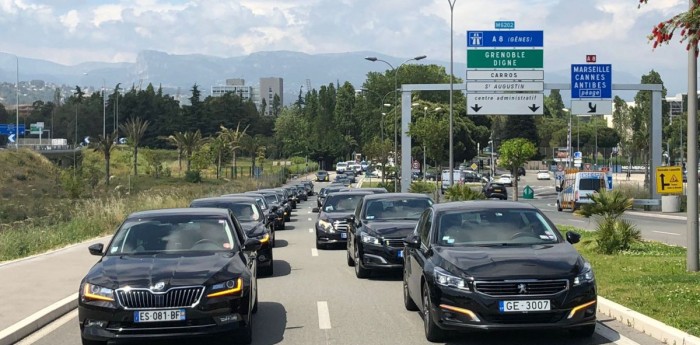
528,104 -> 540,112
588,102 -> 597,113
471,104 -> 482,112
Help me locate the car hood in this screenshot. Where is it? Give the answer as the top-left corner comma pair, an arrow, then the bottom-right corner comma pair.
320,212 -> 353,222
239,221 -> 266,237
364,220 -> 418,238
435,243 -> 581,280
86,252 -> 245,289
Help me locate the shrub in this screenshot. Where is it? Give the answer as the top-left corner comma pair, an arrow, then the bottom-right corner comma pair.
376,182 -> 397,193
184,170 -> 203,183
408,181 -> 436,193
578,189 -> 641,254
444,184 -> 485,201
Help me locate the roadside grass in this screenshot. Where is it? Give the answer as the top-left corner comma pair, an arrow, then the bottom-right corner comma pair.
559,225 -> 700,336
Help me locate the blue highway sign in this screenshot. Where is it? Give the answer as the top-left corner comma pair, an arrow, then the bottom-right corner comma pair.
467,30 -> 543,48
571,64 -> 612,99
0,124 -> 26,136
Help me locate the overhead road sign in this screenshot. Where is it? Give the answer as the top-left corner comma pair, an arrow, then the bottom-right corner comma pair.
655,166 -> 683,194
467,93 -> 543,115
468,50 -> 543,69
0,124 -> 25,136
571,64 -> 612,99
8,134 -> 15,143
467,30 -> 543,47
467,81 -> 543,92
466,70 -> 544,81
571,100 -> 613,115
495,21 -> 515,29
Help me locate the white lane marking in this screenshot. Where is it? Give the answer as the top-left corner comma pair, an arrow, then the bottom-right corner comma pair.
317,301 -> 332,329
595,323 -> 640,345
15,309 -> 79,345
309,228 -> 314,233
653,231 -> 680,236
311,248 -> 319,257
308,211 -> 312,214
307,217 -> 313,221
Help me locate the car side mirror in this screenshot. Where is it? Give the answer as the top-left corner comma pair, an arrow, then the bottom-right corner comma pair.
566,231 -> 581,244
555,186 -> 562,192
312,207 -> 319,213
243,238 -> 262,252
346,215 -> 356,223
88,243 -> 104,256
271,205 -> 278,211
403,235 -> 421,249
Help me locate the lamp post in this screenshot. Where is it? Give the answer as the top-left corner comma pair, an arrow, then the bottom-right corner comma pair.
563,108 -> 571,167
15,55 -> 19,149
365,54 -> 427,191
448,0 -> 457,188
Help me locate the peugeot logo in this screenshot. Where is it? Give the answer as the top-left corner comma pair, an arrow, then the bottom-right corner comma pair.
517,283 -> 528,294
151,282 -> 166,291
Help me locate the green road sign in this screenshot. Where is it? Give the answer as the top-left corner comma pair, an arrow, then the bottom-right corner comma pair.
467,49 -> 543,69
522,185 -> 534,199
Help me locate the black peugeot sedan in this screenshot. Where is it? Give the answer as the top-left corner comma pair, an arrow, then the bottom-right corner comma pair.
312,191 -> 372,249
317,186 -> 345,208
243,192 -> 285,230
78,208 -> 261,345
346,193 -> 433,278
402,201 -> 597,342
190,197 -> 274,276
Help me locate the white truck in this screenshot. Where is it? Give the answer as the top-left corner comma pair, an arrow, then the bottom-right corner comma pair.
440,169 -> 466,193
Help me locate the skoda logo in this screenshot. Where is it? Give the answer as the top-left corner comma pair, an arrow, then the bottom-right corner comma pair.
517,283 -> 528,294
151,282 -> 166,291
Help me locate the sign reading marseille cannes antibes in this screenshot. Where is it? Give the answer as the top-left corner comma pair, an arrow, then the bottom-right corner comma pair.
571,64 -> 612,99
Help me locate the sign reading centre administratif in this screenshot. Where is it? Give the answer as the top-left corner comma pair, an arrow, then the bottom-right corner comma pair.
571,64 -> 612,99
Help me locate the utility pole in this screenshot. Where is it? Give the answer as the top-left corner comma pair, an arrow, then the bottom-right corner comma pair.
687,0 -> 699,272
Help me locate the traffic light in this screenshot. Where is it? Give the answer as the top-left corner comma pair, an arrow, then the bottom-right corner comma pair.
479,160 -> 484,169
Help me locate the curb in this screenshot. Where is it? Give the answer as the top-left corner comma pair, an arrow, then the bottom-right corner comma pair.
597,296 -> 700,345
625,211 -> 687,221
0,293 -> 77,345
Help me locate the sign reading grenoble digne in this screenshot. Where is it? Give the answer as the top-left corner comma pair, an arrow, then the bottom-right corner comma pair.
467,50 -> 543,69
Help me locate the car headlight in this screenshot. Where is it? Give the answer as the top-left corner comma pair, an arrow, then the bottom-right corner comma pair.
434,267 -> 470,291
207,278 -> 243,298
318,219 -> 334,232
360,232 -> 381,245
573,261 -> 595,286
82,283 -> 115,303
256,233 -> 270,244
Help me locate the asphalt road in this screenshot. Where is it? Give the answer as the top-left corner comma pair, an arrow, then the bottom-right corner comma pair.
15,176 -> 667,345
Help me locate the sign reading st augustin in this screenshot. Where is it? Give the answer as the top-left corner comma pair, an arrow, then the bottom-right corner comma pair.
467,49 -> 543,69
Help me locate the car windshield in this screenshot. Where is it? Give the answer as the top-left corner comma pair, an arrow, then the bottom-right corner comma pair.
436,209 -> 560,246
322,188 -> 342,196
262,194 -> 278,204
578,178 -> 603,191
363,198 -> 433,220
108,215 -> 236,255
322,194 -> 365,213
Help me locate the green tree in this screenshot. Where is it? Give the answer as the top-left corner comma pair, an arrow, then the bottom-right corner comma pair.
90,130 -> 119,186
498,138 -> 537,201
170,130 -> 208,172
219,123 -> 248,178
578,189 -> 641,254
119,117 -> 151,176
271,94 -> 282,116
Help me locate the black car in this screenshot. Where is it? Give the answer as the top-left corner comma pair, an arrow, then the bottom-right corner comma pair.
403,201 -> 597,342
190,197 -> 274,276
224,193 -> 277,232
482,181 -> 508,200
78,208 -> 261,345
339,187 -> 388,194
312,191 -> 372,249
301,180 -> 315,195
517,166 -> 526,176
318,186 -> 345,208
316,170 -> 329,182
346,193 -> 433,278
344,171 -> 357,183
245,191 -> 286,230
259,189 -> 292,221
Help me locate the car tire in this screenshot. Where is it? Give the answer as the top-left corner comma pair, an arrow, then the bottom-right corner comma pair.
81,338 -> 106,345
422,283 -> 446,342
236,313 -> 253,345
403,269 -> 419,311
252,292 -> 259,314
556,201 -> 562,212
260,260 -> 274,277
354,245 -> 370,278
570,324 -> 596,337
346,248 -> 355,266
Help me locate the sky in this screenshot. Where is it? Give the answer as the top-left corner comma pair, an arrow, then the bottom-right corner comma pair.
0,0 -> 692,95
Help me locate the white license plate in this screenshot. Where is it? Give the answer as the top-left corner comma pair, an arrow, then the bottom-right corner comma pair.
134,309 -> 186,322
397,250 -> 403,258
340,232 -> 347,239
499,300 -> 550,313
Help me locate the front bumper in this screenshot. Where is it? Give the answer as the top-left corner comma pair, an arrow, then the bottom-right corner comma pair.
358,243 -> 404,270
426,282 -> 597,332
316,225 -> 348,244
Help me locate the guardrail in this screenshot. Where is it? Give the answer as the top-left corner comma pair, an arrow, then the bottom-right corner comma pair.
633,199 -> 661,206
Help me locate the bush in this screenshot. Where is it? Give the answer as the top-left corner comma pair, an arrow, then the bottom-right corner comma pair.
578,189 -> 641,254
408,181 -> 436,193
444,184 -> 485,201
184,170 -> 203,183
376,182 -> 397,193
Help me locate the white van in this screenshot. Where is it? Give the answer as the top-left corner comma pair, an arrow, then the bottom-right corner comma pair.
336,162 -> 348,173
556,170 -> 608,211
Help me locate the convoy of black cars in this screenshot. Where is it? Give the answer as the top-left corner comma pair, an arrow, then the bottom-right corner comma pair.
79,169 -> 597,344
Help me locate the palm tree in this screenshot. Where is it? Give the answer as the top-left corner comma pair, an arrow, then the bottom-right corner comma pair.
119,117 -> 150,176
163,133 -> 185,175
178,130 -> 208,172
218,123 -> 248,178
210,135 -> 226,179
91,131 -> 119,186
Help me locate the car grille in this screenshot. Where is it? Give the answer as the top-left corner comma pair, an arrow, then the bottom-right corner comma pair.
482,312 -> 566,324
332,220 -> 349,232
384,238 -> 405,248
116,286 -> 205,310
474,280 -> 568,297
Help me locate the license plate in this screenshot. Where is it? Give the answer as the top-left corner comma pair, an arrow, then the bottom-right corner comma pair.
397,250 -> 403,258
499,300 -> 550,313
340,232 -> 347,239
494,189 -> 502,192
134,309 -> 186,322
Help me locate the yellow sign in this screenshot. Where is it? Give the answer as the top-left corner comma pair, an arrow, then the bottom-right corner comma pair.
655,166 -> 683,194
471,163 -> 478,170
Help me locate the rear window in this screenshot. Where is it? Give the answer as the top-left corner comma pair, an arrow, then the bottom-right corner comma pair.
578,178 -> 603,191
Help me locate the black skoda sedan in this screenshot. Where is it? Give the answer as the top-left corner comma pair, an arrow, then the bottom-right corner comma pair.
190,197 -> 274,276
78,208 -> 261,345
346,193 -> 433,278
403,201 -> 597,342
312,191 -> 372,249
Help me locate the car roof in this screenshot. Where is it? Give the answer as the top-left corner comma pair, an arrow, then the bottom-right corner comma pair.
431,201 -> 537,212
128,207 -> 230,219
326,191 -> 373,198
191,196 -> 257,204
362,193 -> 432,201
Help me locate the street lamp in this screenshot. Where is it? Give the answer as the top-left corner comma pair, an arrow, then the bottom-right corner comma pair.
365,54 -> 427,191
448,0 -> 457,188
563,108 -> 571,167
15,55 -> 19,149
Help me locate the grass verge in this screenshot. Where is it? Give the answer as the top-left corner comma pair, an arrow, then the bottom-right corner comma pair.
559,225 -> 700,336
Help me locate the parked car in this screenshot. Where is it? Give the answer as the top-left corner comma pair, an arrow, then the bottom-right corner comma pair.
223,193 -> 278,232
343,187 -> 388,194
537,170 -> 551,180
316,170 -> 329,182
403,201 -> 596,342
244,191 -> 285,230
346,193 -> 433,278
482,181 -> 508,200
517,166 -> 526,176
190,197 -> 274,276
313,191 -> 372,249
78,208 -> 261,345
497,173 -> 514,187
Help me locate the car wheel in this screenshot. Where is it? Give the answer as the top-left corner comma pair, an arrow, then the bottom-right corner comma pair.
260,261 -> 274,277
403,269 -> 419,311
236,311 -> 253,345
556,201 -> 562,212
354,245 -> 370,278
422,283 -> 446,342
570,324 -> 596,337
346,248 -> 355,266
252,291 -> 259,314
81,338 -> 106,345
